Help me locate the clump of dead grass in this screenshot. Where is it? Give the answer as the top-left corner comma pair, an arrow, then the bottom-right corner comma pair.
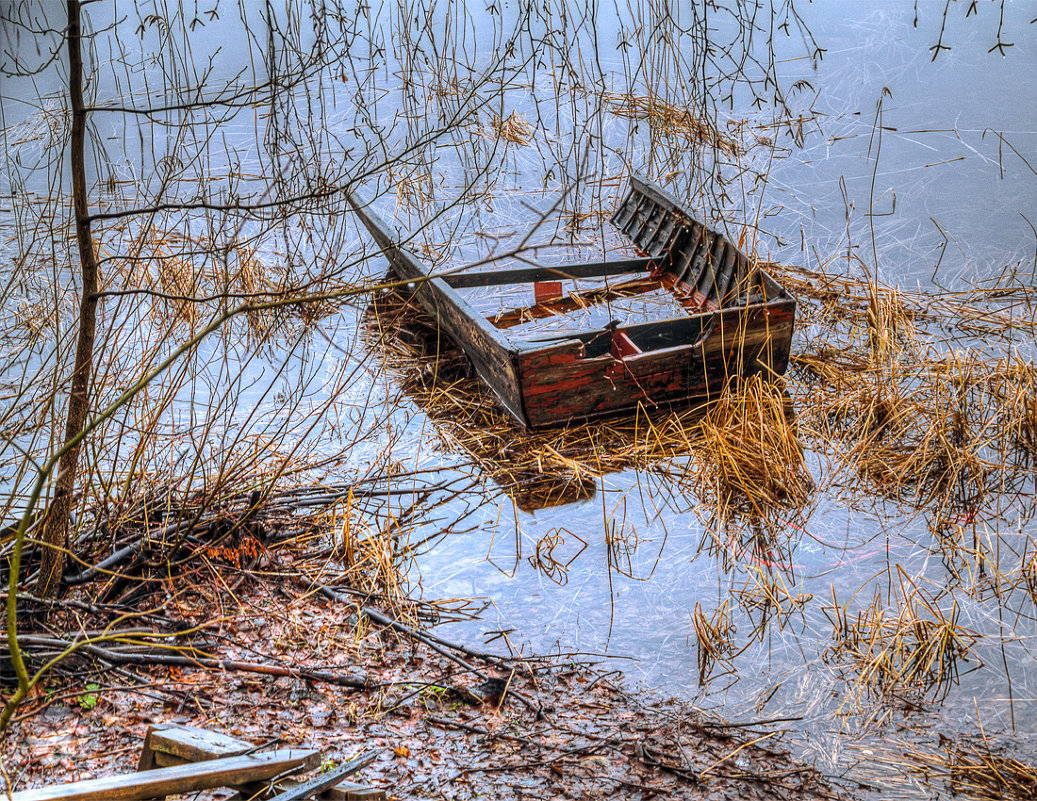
780,256 -> 1037,528
101,232 -> 340,340
320,492 -> 410,615
846,351 -> 994,514
489,110 -> 535,145
909,738 -> 1037,801
685,373 -> 814,521
389,165 -> 434,214
734,566 -> 813,640
824,568 -> 979,715
604,90 -> 740,156
996,357 -> 1037,464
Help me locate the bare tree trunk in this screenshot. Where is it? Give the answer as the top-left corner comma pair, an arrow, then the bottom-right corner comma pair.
36,0 -> 98,598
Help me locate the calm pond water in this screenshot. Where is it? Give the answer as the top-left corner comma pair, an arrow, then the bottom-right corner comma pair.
397,4 -> 1037,797
2,2 -> 1036,797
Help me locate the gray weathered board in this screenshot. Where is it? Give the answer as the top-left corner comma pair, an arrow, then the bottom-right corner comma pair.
139,722 -> 385,800
9,748 -> 320,801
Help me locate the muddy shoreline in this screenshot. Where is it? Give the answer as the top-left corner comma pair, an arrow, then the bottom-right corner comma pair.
1,569 -> 856,801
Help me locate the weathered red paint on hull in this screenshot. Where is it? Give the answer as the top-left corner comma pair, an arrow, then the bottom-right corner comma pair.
516,300 -> 795,428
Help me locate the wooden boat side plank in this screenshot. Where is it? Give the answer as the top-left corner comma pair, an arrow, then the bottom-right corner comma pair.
623,174 -> 789,298
515,299 -> 795,426
347,193 -> 529,424
638,203 -> 671,251
672,223 -> 704,288
682,227 -> 712,296
632,202 -> 662,246
612,192 -> 647,235
409,275 -> 528,425
610,191 -> 643,230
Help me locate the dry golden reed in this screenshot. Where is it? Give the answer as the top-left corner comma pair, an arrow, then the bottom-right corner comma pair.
604,90 -> 740,156
685,372 -> 814,521
824,567 -> 979,713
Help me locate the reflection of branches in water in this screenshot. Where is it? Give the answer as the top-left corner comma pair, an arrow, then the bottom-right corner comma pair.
927,0 -> 1020,62
692,599 -> 736,686
528,527 -> 588,586
734,565 -> 812,640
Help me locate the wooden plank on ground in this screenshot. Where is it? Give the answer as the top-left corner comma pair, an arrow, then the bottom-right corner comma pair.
138,723 -> 252,770
237,778 -> 386,801
10,749 -> 320,801
321,780 -> 386,800
141,724 -> 384,800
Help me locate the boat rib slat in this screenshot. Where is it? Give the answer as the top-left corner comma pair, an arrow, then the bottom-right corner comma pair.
697,233 -> 726,303
679,225 -> 709,291
710,241 -> 739,307
620,195 -> 648,238
633,202 -> 663,249
610,195 -> 638,230
644,206 -> 669,252
657,213 -> 682,254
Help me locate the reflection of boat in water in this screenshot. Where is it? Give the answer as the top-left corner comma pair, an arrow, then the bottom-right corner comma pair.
364,289 -> 599,513
348,174 -> 796,428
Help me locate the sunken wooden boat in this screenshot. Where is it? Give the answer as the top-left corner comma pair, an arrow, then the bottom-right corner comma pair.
349,175 -> 795,428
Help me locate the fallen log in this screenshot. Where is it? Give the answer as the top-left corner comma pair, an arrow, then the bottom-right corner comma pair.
1,635 -> 371,689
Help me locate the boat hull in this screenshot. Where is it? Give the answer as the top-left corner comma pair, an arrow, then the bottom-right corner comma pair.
349,175 -> 796,429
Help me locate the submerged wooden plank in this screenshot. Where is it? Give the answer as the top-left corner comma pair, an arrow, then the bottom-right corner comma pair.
10,749 -> 320,801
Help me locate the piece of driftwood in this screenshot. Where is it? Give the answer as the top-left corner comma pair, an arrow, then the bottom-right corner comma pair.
8,748 -> 320,801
